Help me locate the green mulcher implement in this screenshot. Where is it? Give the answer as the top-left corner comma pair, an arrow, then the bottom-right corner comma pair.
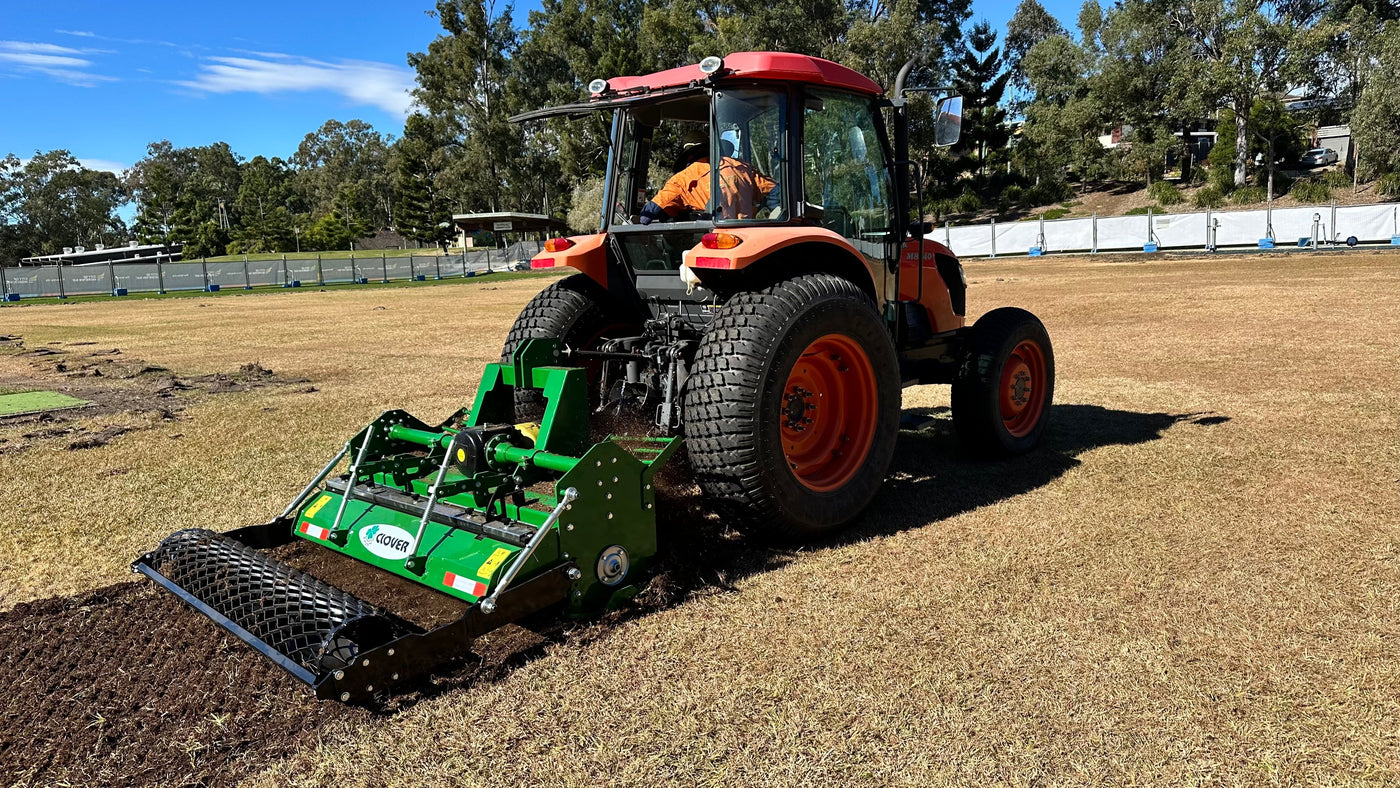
136,339 -> 677,703
137,52 -> 1055,702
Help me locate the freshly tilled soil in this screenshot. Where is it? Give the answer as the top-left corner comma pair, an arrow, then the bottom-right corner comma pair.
0,582 -> 358,787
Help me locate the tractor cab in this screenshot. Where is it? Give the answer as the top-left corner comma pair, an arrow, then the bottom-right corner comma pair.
518,53 -> 965,337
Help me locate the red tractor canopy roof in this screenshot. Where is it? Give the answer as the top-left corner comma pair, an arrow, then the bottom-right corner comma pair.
604,52 -> 883,96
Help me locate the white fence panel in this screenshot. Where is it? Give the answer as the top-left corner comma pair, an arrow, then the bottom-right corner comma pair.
1334,203 -> 1398,242
1271,206 -> 1325,246
1152,212 -> 1207,248
1042,218 -> 1094,253
1211,210 -> 1267,247
993,221 -> 1043,255
1096,216 -> 1146,250
945,225 -> 992,257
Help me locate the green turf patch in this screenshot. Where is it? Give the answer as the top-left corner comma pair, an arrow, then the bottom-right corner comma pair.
0,391 -> 93,417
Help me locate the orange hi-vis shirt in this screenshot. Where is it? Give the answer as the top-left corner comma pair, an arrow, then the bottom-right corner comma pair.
652,157 -> 777,220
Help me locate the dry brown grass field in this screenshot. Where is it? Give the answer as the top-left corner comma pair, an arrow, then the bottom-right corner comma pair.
1,251 -> 1397,786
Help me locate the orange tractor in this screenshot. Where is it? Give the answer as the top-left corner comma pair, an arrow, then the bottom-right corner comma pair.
513,52 -> 1054,537
130,53 -> 1055,702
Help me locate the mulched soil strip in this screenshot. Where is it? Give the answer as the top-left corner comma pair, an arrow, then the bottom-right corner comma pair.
0,582 -> 361,788
0,404 -> 774,786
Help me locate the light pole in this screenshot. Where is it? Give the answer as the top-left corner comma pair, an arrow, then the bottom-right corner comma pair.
294,226 -> 300,253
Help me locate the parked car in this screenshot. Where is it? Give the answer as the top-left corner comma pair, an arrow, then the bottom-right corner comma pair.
1300,147 -> 1339,167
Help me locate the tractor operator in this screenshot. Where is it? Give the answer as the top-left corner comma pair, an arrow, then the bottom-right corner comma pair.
640,130 -> 782,223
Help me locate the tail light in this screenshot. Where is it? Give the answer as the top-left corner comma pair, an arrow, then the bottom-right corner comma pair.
544,237 -> 575,253
701,232 -> 742,250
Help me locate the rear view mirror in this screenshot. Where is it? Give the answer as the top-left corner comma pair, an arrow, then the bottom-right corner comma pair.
935,96 -> 962,147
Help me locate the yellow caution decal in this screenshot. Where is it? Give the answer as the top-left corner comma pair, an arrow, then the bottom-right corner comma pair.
304,494 -> 333,519
477,547 -> 512,580
514,422 -> 540,444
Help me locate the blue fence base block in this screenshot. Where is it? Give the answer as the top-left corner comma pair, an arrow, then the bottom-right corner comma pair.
1391,235 -> 1400,246
1258,238 -> 1275,249
466,270 -> 476,277
204,284 -> 221,292
281,280 -> 302,288
1143,243 -> 1158,252
414,274 -> 426,282
4,293 -> 18,302
1297,237 -> 1311,248
1027,247 -> 1043,257
355,277 -> 369,284
244,285 -> 253,290
112,288 -> 128,296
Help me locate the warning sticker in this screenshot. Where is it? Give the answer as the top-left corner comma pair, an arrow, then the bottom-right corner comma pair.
304,494 -> 333,519
444,571 -> 487,597
477,547 -> 512,580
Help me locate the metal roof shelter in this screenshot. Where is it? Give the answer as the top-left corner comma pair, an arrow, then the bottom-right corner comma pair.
21,242 -> 183,267
453,213 -> 567,247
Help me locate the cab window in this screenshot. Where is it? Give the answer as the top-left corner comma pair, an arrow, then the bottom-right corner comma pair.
712,89 -> 788,223
801,90 -> 892,252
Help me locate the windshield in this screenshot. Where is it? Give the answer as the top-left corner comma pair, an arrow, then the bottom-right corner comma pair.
712,89 -> 788,224
605,88 -> 788,229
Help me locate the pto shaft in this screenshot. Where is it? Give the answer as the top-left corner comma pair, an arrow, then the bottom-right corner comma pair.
386,423 -> 579,473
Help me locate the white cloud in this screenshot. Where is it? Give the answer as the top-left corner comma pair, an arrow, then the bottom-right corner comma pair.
178,54 -> 415,115
78,158 -> 129,174
0,40 -> 114,86
55,29 -> 178,48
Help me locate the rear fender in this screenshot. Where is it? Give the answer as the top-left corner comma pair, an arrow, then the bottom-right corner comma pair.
529,233 -> 608,287
681,227 -> 879,303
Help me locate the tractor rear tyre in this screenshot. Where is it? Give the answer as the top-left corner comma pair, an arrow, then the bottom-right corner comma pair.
951,307 -> 1054,458
682,273 -> 900,539
501,273 -> 637,415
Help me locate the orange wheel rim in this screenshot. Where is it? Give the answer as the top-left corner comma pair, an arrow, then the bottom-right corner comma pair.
780,334 -> 878,492
999,340 -> 1046,438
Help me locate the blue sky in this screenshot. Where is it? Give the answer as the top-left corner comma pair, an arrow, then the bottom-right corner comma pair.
1,0 -> 1077,175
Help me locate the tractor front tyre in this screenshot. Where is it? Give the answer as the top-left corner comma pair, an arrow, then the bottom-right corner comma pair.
951,307 -> 1054,458
501,274 -> 636,415
682,273 -> 900,539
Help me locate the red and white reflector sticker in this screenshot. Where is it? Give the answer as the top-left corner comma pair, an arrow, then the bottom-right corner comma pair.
299,521 -> 330,540
443,571 -> 487,597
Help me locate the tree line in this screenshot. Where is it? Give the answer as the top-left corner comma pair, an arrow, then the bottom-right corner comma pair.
3,0 -> 1399,264
992,0 -> 1400,213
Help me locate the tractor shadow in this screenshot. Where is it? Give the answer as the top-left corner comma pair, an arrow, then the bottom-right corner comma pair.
386,404 -> 1227,713
649,404 -> 1229,598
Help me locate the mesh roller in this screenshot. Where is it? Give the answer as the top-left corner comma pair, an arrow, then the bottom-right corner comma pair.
146,529 -> 414,673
